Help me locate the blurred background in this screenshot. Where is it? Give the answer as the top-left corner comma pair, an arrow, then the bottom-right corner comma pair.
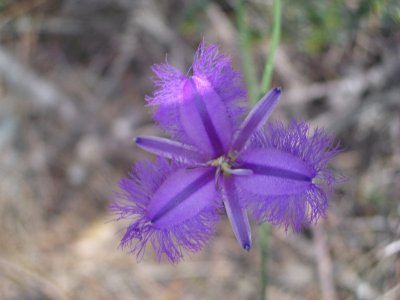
0,0 -> 399,299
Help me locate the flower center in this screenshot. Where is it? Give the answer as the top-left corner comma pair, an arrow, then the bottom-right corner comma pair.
187,152 -> 253,189
209,153 -> 253,187
212,153 -> 253,174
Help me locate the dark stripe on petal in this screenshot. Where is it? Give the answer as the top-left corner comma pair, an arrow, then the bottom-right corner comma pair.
189,79 -> 225,156
135,136 -> 205,162
232,88 -> 281,152
223,177 -> 252,250
151,169 -> 215,223
242,162 -> 312,182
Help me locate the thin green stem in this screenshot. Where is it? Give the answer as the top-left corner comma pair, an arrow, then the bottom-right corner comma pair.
234,1 -> 281,299
260,0 -> 282,96
260,223 -> 269,300
235,0 -> 258,105
259,1 -> 281,300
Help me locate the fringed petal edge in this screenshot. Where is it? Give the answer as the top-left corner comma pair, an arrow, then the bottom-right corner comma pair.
193,42 -> 247,133
111,158 -> 220,263
243,120 -> 341,231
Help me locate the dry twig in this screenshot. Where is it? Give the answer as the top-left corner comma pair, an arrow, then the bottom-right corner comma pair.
313,224 -> 338,300
0,46 -> 78,122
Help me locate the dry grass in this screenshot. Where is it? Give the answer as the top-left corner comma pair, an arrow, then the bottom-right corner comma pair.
0,1 -> 399,299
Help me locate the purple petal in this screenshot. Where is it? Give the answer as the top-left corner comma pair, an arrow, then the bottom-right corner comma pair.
145,63 -> 187,140
179,77 -> 232,156
251,185 -> 329,232
146,43 -> 246,154
231,88 -> 281,152
221,176 -> 252,251
236,148 -> 314,196
249,120 -> 340,188
111,158 -> 220,263
239,120 -> 340,232
147,167 -> 216,227
135,136 -> 206,163
192,42 -> 247,133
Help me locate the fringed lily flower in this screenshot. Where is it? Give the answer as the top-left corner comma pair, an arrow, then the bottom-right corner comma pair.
112,42 -> 340,263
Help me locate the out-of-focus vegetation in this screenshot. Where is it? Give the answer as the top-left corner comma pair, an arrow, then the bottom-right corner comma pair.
182,0 -> 399,54
0,1 -> 399,299
285,0 -> 399,53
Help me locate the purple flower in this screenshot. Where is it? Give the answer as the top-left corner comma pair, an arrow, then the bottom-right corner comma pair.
112,43 -> 340,263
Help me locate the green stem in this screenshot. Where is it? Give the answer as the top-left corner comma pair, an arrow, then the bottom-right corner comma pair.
259,1 -> 281,300
235,0 -> 258,105
260,223 -> 269,300
234,1 -> 281,299
260,0 -> 282,96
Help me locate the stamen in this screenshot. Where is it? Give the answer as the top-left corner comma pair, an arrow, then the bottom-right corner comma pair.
210,156 -> 224,166
224,168 -> 253,176
214,167 -> 222,189
221,162 -> 253,176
